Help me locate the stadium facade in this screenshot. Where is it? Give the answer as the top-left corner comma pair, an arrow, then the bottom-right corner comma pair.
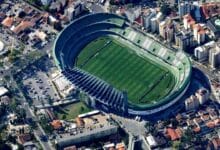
53,13 -> 192,116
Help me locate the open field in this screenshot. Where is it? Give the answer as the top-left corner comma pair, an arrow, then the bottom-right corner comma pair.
76,37 -> 176,105
56,101 -> 92,120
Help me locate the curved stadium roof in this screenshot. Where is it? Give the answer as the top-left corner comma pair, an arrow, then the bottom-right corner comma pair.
53,13 -> 191,114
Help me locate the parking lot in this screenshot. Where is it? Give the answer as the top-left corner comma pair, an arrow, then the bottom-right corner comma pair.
15,56 -> 60,107
23,70 -> 60,106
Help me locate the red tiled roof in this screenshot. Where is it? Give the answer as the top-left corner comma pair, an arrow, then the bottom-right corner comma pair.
214,118 -> 220,126
64,145 -> 77,150
206,121 -> 215,128
116,143 -> 125,150
201,2 -> 220,20
193,126 -> 201,133
193,24 -> 206,35
51,120 -> 62,130
18,134 -> 32,144
1,17 -> 14,27
75,117 -> 84,127
212,138 -> 220,150
166,128 -> 182,141
12,21 -> 34,34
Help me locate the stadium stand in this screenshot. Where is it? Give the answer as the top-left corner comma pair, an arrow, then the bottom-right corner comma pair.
53,13 -> 191,115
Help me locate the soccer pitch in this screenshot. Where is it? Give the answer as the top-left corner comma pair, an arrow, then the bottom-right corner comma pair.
76,37 -> 176,105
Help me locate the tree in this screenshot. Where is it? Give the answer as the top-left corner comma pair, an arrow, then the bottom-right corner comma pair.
170,118 -> 179,128
17,108 -> 26,120
48,97 -> 53,105
145,121 -> 154,133
17,144 -> 24,150
172,140 -> 184,149
4,75 -> 10,81
0,105 -> 7,119
161,3 -> 171,16
9,98 -> 17,111
80,106 -> 85,113
40,117 -> 53,134
7,135 -> 16,144
62,114 -> 66,120
53,22 -> 63,31
0,138 -> 11,150
181,128 -> 193,145
0,143 -> 11,150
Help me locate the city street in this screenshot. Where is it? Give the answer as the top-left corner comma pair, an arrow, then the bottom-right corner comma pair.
111,114 -> 147,137
11,73 -> 55,150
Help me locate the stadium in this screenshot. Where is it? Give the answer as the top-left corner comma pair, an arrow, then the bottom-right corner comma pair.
53,13 -> 192,115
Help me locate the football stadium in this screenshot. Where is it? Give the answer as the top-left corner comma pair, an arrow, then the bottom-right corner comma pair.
53,13 -> 192,115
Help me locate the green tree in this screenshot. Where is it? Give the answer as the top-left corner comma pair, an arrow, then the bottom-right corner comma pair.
80,106 -> 85,113
17,108 -> 26,120
181,128 -> 193,145
172,140 -> 184,150
62,114 -> 66,120
145,121 -> 154,133
0,105 -> 7,119
161,3 -> 171,16
40,117 -> 53,134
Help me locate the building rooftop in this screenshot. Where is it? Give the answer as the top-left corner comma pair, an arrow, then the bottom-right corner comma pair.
201,2 -> 220,20
12,20 -> 35,34
211,138 -> 220,150
207,15 -> 220,36
165,128 -> 182,141
0,40 -> 4,52
1,16 -> 14,27
51,120 -> 63,130
0,87 -> 8,97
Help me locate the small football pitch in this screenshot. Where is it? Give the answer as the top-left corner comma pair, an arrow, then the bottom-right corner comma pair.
76,36 -> 176,105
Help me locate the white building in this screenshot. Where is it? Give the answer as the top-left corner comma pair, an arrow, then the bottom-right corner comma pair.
194,46 -> 208,62
0,87 -> 8,97
159,21 -> 167,38
183,14 -> 195,30
209,43 -> 220,68
150,17 -> 157,33
185,95 -> 200,111
0,40 -> 7,56
194,41 -> 215,62
211,81 -> 220,104
143,10 -> 156,29
195,88 -> 209,105
41,0 -> 51,6
175,30 -> 194,51
65,1 -> 85,21
74,1 -> 85,16
150,12 -> 163,33
65,7 -> 75,21
51,71 -> 75,97
179,1 -> 194,17
124,7 -> 141,22
193,24 -> 205,45
146,134 -> 158,148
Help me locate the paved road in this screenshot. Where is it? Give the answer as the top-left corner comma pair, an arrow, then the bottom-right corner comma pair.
0,70 -> 52,149
0,40 -> 55,150
111,114 -> 147,136
191,59 -> 218,81
11,73 -> 55,150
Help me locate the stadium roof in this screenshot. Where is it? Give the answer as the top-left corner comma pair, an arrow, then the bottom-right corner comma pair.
53,13 -> 191,114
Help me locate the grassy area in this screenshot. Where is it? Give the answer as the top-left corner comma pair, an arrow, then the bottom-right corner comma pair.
76,36 -> 176,105
57,101 -> 92,120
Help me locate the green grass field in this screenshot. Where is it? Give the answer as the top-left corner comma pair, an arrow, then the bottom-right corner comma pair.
76,36 -> 176,105
57,101 -> 92,120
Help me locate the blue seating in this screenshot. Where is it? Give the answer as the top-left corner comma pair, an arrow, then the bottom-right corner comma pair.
62,68 -> 126,110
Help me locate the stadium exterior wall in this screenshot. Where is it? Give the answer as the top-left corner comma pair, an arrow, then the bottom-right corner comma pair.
53,13 -> 192,115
